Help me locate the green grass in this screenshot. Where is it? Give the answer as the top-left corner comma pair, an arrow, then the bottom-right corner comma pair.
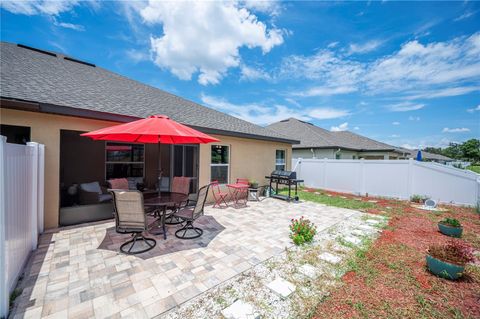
466,165 -> 480,174
280,187 -> 376,210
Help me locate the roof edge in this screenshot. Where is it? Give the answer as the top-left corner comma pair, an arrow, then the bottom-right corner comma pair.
0,97 -> 299,144
293,146 -> 400,152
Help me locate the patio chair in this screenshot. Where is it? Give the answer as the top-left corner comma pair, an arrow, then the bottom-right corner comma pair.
236,178 -> 250,185
165,176 -> 192,224
173,184 -> 210,239
211,180 -> 228,208
110,190 -> 156,254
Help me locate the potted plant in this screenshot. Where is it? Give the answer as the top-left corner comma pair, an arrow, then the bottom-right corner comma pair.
438,218 -> 463,238
410,194 -> 428,204
249,179 -> 259,189
426,240 -> 475,280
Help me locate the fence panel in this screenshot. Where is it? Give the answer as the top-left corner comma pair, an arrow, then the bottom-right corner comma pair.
293,158 -> 480,206
0,137 -> 45,318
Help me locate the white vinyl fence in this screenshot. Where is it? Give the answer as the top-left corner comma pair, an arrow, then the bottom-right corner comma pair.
0,136 -> 45,318
294,158 -> 480,206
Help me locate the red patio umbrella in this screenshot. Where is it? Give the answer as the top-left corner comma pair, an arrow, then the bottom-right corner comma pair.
81,114 -> 220,190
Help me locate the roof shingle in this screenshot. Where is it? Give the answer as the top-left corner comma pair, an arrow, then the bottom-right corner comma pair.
0,42 -> 296,144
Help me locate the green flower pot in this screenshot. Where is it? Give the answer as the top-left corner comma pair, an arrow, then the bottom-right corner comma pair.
426,255 -> 465,280
438,223 -> 463,238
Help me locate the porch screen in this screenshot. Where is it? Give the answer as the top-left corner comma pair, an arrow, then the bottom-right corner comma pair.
105,142 -> 144,179
211,145 -> 229,184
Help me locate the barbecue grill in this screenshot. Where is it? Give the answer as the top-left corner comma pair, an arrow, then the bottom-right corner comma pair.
265,170 -> 304,202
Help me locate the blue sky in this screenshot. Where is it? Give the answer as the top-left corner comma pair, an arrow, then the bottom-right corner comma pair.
1,0 -> 479,149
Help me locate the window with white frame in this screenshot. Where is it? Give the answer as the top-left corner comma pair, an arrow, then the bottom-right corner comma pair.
105,142 -> 144,179
275,150 -> 286,171
211,145 -> 229,183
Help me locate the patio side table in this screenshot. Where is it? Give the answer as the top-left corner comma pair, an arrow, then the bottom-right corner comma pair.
247,188 -> 260,201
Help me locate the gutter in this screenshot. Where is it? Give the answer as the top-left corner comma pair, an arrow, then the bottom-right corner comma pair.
1,97 -> 300,145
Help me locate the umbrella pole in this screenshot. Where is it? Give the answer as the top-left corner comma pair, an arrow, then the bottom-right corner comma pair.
158,142 -> 162,196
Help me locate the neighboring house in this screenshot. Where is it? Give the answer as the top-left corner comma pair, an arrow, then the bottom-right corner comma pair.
267,118 -> 403,160
396,148 -> 454,164
0,42 -> 298,229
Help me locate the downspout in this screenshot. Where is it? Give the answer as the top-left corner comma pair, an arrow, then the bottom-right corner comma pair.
310,148 -> 316,159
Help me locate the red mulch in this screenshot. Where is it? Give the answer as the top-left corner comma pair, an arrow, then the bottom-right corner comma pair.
313,191 -> 480,319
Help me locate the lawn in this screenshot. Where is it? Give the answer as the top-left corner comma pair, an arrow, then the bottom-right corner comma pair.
291,187 -> 480,319
466,165 -> 480,174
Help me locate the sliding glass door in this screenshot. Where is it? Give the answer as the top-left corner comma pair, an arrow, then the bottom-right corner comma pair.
171,145 -> 199,193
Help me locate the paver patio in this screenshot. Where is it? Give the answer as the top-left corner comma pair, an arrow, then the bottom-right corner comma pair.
11,198 -> 361,318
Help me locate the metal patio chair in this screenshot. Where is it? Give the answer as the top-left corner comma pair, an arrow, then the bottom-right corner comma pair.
173,184 -> 210,239
110,190 -> 156,254
211,180 -> 229,208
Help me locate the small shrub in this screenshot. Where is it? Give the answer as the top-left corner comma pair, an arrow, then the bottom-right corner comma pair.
290,216 -> 317,245
428,240 -> 475,266
410,194 -> 429,203
439,218 -> 461,227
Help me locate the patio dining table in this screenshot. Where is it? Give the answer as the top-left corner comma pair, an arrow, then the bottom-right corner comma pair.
226,183 -> 249,207
144,192 -> 188,239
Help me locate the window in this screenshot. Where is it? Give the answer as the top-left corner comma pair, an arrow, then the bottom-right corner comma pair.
275,150 -> 286,171
105,142 -> 144,179
211,145 -> 229,183
0,124 -> 31,145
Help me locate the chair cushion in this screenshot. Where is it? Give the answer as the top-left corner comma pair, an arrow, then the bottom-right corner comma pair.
99,194 -> 113,202
127,177 -> 144,190
108,178 -> 129,190
80,181 -> 102,194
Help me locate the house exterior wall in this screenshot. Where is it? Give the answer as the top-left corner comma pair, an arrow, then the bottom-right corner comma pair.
1,108 -> 292,229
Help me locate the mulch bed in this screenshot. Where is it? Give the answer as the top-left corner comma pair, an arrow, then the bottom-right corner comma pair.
313,191 -> 480,319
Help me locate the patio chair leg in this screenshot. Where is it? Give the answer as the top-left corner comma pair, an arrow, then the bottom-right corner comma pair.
175,221 -> 203,239
120,233 -> 157,255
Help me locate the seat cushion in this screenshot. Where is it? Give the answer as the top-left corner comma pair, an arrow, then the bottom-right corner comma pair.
108,178 -> 129,190
99,194 -> 113,202
127,177 -> 144,190
80,181 -> 102,194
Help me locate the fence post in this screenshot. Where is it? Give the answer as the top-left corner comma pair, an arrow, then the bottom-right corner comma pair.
37,144 -> 45,234
407,158 -> 414,199
27,142 -> 39,249
0,136 -> 7,318
322,158 -> 327,189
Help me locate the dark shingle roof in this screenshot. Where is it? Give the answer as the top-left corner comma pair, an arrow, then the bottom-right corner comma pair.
267,118 -> 399,151
395,148 -> 453,161
0,42 -> 296,144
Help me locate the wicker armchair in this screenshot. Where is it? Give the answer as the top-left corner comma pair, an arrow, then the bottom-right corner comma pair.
173,184 -> 210,239
110,190 -> 156,254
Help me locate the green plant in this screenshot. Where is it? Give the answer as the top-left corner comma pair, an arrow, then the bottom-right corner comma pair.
428,240 -> 475,266
410,194 -> 428,203
439,218 -> 461,227
289,216 -> 317,245
249,179 -> 258,188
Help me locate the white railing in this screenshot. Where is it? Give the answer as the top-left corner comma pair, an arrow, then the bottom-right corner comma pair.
293,158 -> 480,206
0,136 -> 45,318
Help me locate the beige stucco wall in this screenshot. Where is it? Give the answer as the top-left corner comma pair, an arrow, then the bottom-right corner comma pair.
1,108 -> 292,229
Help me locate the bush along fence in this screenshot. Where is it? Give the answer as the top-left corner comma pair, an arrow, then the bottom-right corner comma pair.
293,158 -> 480,206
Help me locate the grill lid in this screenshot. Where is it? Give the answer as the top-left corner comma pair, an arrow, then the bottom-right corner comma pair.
270,170 -> 297,179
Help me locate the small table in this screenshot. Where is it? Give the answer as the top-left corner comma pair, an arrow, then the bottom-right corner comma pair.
144,192 -> 188,239
226,183 -> 249,207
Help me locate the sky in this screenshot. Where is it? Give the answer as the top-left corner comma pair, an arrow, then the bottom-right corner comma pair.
1,0 -> 479,149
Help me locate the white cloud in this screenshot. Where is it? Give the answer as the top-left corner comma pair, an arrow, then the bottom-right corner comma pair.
454,11 -> 476,22
387,102 -> 425,112
281,32 -> 480,98
466,104 -> 480,113
294,85 -> 357,97
201,94 -> 348,125
241,0 -> 282,15
240,65 -> 271,81
0,0 -> 87,15
347,40 -> 382,55
442,127 -> 470,133
408,116 -> 420,121
125,49 -> 150,63
392,121 -> 400,125
330,122 -> 349,132
52,17 -> 85,31
138,1 -> 283,85
308,108 -> 350,120
354,126 -> 360,130
327,41 -> 339,48
390,134 -> 400,138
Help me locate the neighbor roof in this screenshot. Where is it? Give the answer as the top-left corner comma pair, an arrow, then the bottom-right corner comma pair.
267,118 -> 399,151
395,148 -> 453,161
0,42 -> 297,144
